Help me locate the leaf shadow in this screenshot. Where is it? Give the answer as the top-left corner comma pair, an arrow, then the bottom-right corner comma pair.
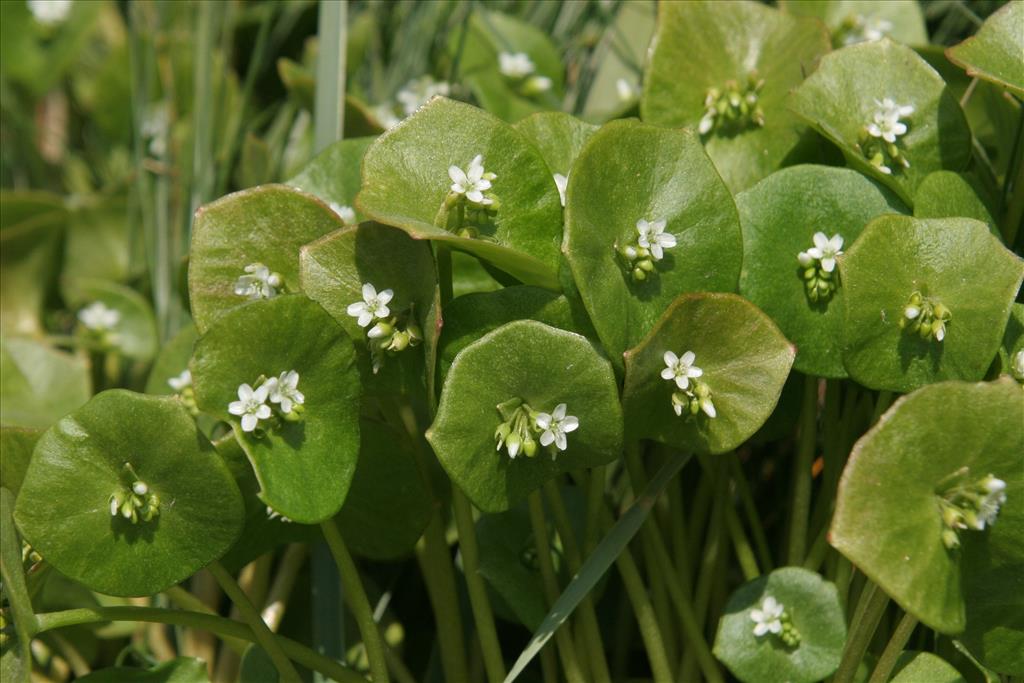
897,331 -> 943,372
110,514 -> 159,544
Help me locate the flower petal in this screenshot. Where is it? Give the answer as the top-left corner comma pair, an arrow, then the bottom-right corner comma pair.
663,350 -> 678,367
680,351 -> 696,366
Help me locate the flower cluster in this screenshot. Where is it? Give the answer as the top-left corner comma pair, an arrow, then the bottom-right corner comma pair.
347,283 -> 422,374
835,14 -> 893,46
618,218 -> 677,282
234,262 -> 283,300
899,291 -> 951,343
228,371 -> 304,433
373,75 -> 451,130
498,51 -> 552,97
699,73 -> 766,136
663,351 -> 716,418
168,369 -> 198,415
494,399 -> 579,461
109,464 -> 160,525
78,301 -> 121,347
750,596 -> 800,647
859,98 -> 914,175
797,232 -> 844,303
938,471 -> 1007,550
444,155 -> 498,237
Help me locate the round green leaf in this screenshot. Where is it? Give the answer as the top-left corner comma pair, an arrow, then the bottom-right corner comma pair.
564,119 -> 743,368
737,165 -> 908,377
789,39 -> 972,206
914,170 -> 998,235
191,295 -> 360,524
427,321 -> 622,512
780,0 -> 928,47
356,97 -> 564,289
189,185 -> 342,333
13,390 -> 244,597
286,136 -> 375,220
641,0 -> 831,193
512,112 -> 598,176
839,215 -> 1023,392
830,379 -> 1024,634
623,293 -> 795,454
946,2 -> 1024,96
0,338 -> 90,429
890,652 -> 966,683
712,567 -> 846,683
299,223 -> 439,395
0,427 -> 40,497
63,277 -> 158,361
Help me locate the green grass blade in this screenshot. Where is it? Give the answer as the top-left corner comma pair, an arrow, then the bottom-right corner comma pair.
315,0 -> 348,152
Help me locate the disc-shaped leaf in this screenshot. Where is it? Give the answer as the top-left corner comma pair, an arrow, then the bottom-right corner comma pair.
564,119 -> 743,368
737,165 -> 907,377
0,427 -> 40,496
713,567 -> 846,683
452,10 -> 564,123
0,338 -> 90,429
623,294 -> 795,454
427,321 -> 622,512
779,0 -> 928,47
63,277 -> 158,361
512,112 -> 598,177
13,391 -> 244,597
830,379 -> 1023,633
839,216 -> 1023,392
191,295 -> 360,524
286,137 -> 375,222
641,0 -> 831,193
356,97 -> 563,289
789,39 -> 972,206
914,171 -> 997,235
946,2 -> 1024,96
299,223 -> 439,395
890,652 -> 966,683
189,185 -> 341,333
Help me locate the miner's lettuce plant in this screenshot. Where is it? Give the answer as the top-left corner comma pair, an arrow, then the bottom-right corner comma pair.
2,2 -> 1023,683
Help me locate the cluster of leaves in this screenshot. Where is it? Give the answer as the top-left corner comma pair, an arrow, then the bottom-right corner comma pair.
2,1 -> 1022,683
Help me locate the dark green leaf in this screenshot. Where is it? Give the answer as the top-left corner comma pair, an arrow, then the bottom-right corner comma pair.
946,2 -> 1024,96
914,171 -> 998,235
0,427 -> 40,496
890,652 -> 966,683
512,112 -> 598,176
76,657 -> 210,683
0,338 -> 90,429
145,324 -> 199,396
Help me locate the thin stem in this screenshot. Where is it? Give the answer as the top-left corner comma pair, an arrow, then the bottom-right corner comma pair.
834,581 -> 891,683
867,611 -> 918,683
34,606 -> 365,683
788,375 -> 818,565
726,500 -> 760,581
207,562 -> 300,682
261,543 -> 308,631
870,390 -> 893,425
527,491 -> 587,683
614,545 -> 675,683
451,486 -> 506,683
320,519 -> 391,683
415,510 -> 470,683
729,457 -> 773,571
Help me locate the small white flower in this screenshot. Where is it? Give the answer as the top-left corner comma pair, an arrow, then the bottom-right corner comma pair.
636,219 -> 677,261
498,52 -> 536,79
661,351 -> 703,390
329,202 -> 357,225
904,305 -> 921,320
534,403 -> 579,454
234,263 -> 281,300
132,481 -> 149,496
526,75 -> 552,93
396,76 -> 451,116
698,110 -> 716,135
1012,349 -> 1024,378
449,154 -> 496,205
554,173 -> 568,207
28,0 -> 72,26
805,232 -> 844,273
750,596 -> 785,637
867,98 -> 914,143
267,506 -> 292,523
109,496 -> 119,516
616,78 -> 638,103
168,369 -> 192,392
843,15 -> 894,45
228,383 -> 272,433
78,301 -> 120,331
346,283 -> 393,328
934,320 -> 946,342
373,104 -> 401,130
267,370 -> 304,414
974,475 -> 1007,530
701,395 -> 717,418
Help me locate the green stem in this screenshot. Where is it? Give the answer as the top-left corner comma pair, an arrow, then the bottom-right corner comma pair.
320,519 -> 391,683
788,376 -> 818,565
867,611 -> 918,683
314,0 -> 347,153
834,581 -> 891,683
451,486 -> 506,683
162,585 -> 247,654
34,606 -> 364,683
527,491 -> 587,683
615,546 -> 675,683
208,562 -> 300,682
415,510 -> 470,683
726,500 -> 760,581
870,390 -> 893,425
729,457 -> 772,571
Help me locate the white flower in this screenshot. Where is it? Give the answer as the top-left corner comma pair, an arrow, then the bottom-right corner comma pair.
396,76 -> 451,116
329,202 -> 357,225
903,304 -> 920,320
78,301 -> 120,331
554,173 -> 568,207
976,475 -> 1007,529
534,403 -> 579,454
616,78 -> 638,102
372,104 -> 401,130
867,98 -> 914,143
132,481 -> 149,496
750,596 -> 785,637
934,320 -> 947,342
234,263 -> 281,300
28,0 -> 72,26
267,370 -> 304,414
698,110 -> 716,135
168,369 -> 192,392
228,383 -> 272,433
804,232 -> 844,273
526,75 -> 552,93
346,283 -> 393,328
449,154 -> 496,205
1013,349 -> 1024,378
661,350 -> 703,390
636,219 -> 677,261
499,52 -> 536,79
843,15 -> 894,45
